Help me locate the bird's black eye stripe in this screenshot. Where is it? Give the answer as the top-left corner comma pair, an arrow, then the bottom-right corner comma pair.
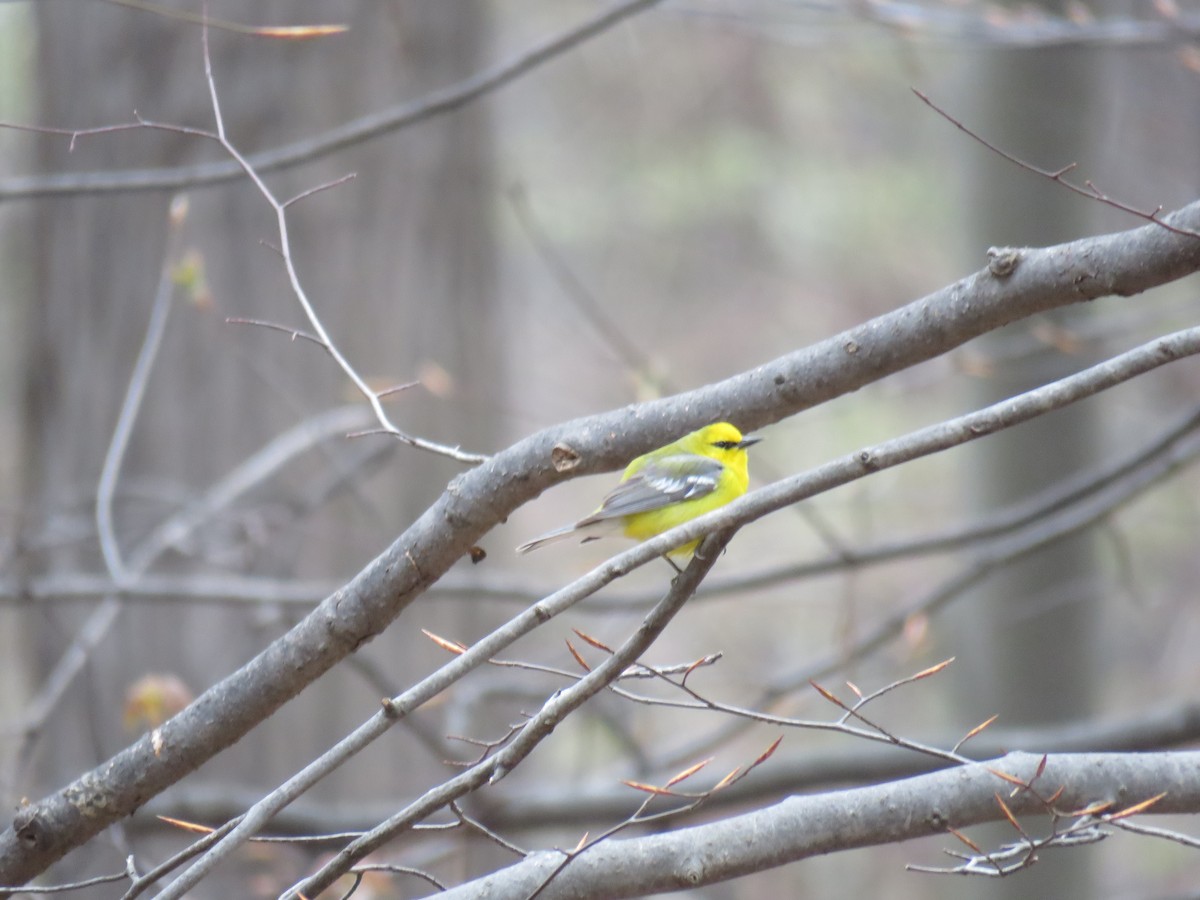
711,440 -> 738,450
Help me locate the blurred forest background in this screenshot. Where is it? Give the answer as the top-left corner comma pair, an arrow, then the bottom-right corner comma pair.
2,0 -> 1200,897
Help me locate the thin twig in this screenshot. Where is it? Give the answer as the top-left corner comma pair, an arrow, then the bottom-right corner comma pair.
194,25 -> 484,464
350,862 -> 445,891
912,88 -> 1200,239
281,172 -> 357,208
451,802 -> 528,858
525,736 -> 781,900
96,195 -> 188,584
0,870 -> 131,894
616,660 -> 969,769
224,317 -> 325,347
1108,817 -> 1200,849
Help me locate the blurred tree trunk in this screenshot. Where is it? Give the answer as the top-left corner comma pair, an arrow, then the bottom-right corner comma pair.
947,46 -> 1100,900
15,0 -> 497,883
0,5 -> 35,821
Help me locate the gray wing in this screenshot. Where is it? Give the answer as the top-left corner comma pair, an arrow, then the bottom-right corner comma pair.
577,454 -> 723,525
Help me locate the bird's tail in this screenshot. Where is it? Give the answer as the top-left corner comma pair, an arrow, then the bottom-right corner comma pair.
515,524 -> 582,554
515,519 -> 621,554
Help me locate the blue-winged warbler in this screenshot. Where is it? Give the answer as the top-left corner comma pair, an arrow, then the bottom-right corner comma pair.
516,422 -> 761,556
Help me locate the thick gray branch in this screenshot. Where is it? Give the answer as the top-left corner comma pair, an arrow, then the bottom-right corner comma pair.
437,751 -> 1200,899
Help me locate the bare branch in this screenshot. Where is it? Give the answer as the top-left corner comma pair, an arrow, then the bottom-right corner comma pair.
187,30 -> 484,465
224,317 -> 325,347
96,196 -> 188,585
913,88 -> 1200,238
1109,817 -> 1200,850
0,869 -> 131,895
431,752 -> 1200,899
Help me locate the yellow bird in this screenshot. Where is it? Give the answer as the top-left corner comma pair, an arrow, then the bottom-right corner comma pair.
516,422 -> 761,557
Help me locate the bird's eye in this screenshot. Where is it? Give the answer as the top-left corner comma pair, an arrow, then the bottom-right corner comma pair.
711,440 -> 737,450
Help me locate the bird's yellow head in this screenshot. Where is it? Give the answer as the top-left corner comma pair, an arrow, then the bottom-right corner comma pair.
686,422 -> 761,487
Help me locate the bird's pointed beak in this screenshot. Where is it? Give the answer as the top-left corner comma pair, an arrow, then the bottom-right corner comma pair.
738,435 -> 763,449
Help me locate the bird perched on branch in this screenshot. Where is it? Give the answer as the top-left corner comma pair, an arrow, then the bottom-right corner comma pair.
516,422 -> 761,557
